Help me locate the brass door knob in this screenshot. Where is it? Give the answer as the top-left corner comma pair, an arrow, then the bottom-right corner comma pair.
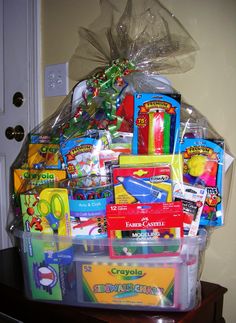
5,125 -> 25,142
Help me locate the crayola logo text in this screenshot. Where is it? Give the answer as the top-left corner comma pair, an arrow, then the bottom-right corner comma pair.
23,172 -> 55,180
111,268 -> 143,276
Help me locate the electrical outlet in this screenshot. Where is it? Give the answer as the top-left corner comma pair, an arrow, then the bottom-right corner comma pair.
44,63 -> 69,97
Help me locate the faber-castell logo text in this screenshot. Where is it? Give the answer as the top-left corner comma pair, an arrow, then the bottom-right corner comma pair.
125,217 -> 165,228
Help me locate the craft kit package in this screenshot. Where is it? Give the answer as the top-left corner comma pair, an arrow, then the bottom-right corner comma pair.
8,0 -> 235,313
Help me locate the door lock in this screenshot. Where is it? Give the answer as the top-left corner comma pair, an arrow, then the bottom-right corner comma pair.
12,92 -> 24,107
5,125 -> 25,142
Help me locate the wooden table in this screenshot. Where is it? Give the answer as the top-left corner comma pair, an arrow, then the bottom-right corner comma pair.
0,247 -> 227,323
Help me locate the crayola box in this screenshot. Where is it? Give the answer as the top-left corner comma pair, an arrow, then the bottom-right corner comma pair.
75,244 -> 203,311
77,258 -> 178,308
28,143 -> 62,169
14,169 -> 67,194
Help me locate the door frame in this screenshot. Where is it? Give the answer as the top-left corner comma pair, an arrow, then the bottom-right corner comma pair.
1,0 -> 42,249
28,0 -> 42,127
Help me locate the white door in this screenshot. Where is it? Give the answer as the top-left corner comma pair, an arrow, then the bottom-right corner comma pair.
0,0 -> 41,249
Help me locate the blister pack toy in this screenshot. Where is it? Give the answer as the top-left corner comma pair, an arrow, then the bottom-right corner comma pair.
133,93 -> 181,155
60,130 -> 111,179
180,138 -> 224,226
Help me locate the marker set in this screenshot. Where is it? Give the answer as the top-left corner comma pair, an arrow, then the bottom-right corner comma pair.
76,256 -> 181,309
132,93 -> 181,155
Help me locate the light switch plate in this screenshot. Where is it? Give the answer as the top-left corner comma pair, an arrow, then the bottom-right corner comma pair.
44,63 -> 69,97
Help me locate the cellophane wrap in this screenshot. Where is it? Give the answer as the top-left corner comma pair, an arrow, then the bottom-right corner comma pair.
8,0 -> 234,311
69,0 -> 199,80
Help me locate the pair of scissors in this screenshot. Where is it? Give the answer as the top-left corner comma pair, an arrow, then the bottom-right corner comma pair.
37,194 -> 65,232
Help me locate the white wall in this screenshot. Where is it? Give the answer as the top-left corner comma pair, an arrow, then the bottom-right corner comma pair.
42,1 -> 236,321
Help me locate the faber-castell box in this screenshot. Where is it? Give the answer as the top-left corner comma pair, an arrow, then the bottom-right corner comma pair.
14,229 -> 206,312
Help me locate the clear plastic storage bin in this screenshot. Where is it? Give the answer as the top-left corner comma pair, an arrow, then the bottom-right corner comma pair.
14,228 -> 207,312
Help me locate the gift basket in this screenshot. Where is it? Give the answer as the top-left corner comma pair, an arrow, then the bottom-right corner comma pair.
8,0 -> 234,312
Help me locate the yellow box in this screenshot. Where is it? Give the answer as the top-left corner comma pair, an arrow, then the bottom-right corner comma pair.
119,154 -> 183,183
